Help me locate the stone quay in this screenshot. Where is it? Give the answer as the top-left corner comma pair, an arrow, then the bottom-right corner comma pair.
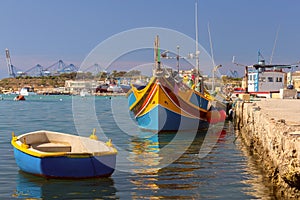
235,99 -> 300,199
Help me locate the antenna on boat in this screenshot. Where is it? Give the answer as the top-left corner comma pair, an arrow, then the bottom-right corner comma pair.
270,25 -> 280,64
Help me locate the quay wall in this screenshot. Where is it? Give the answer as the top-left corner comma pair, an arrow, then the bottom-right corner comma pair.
234,99 -> 300,198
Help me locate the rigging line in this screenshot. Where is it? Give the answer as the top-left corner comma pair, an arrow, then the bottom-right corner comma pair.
270,25 -> 280,64
207,22 -> 215,67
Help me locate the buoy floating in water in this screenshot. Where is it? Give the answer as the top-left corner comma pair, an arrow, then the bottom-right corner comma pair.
14,95 -> 25,101
206,110 -> 220,124
219,109 -> 227,122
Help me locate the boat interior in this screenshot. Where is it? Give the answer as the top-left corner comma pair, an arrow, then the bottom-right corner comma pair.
16,131 -> 114,155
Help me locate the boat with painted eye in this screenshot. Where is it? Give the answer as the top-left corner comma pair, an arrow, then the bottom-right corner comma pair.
11,130 -> 117,179
127,36 -> 225,132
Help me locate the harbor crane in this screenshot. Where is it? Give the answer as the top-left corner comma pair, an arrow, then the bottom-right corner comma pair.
44,60 -> 78,75
5,48 -> 16,77
24,64 -> 44,77
3,50 -> 80,77
83,63 -> 103,75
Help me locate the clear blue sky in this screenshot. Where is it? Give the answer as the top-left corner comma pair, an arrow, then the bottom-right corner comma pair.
0,0 -> 300,78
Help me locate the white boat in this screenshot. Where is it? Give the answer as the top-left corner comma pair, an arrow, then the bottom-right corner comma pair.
107,85 -> 123,93
19,87 -> 37,96
80,89 -> 91,97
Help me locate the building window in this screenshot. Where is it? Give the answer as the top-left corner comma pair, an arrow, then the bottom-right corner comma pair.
276,77 -> 282,82
248,75 -> 252,81
268,77 -> 273,82
259,77 -> 266,82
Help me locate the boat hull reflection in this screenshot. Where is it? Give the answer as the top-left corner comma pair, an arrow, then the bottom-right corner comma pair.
14,171 -> 117,199
129,125 -> 225,174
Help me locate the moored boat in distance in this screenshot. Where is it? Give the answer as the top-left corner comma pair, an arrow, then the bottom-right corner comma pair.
79,89 -> 91,97
127,36 -> 224,132
13,95 -> 26,101
19,86 -> 37,96
11,130 -> 117,178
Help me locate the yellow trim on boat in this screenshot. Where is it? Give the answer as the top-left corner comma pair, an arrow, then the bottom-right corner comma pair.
204,90 -> 215,101
129,77 -> 156,110
11,139 -> 118,158
131,76 -> 212,118
137,84 -> 159,117
11,139 -> 68,158
137,82 -> 202,118
161,77 -> 210,110
159,82 -> 208,114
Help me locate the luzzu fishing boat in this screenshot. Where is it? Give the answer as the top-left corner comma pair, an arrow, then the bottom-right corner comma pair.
11,130 -> 117,178
127,36 -> 225,132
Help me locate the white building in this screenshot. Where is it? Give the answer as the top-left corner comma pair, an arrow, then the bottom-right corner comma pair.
246,60 -> 291,98
65,80 -> 99,94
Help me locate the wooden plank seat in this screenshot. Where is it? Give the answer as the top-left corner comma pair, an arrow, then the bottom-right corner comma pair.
32,142 -> 72,152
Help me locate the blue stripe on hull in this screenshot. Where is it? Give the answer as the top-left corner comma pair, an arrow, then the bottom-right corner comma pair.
14,148 -> 115,178
127,92 -> 136,108
189,93 -> 209,110
136,105 -> 208,131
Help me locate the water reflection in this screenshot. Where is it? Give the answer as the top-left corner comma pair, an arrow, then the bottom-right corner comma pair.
128,127 -> 227,165
123,122 -> 276,199
127,128 -> 225,199
236,135 -> 277,199
128,130 -> 209,173
13,171 -> 117,199
0,96 -> 279,199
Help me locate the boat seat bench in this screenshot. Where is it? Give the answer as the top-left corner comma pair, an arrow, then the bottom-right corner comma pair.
32,142 -> 72,152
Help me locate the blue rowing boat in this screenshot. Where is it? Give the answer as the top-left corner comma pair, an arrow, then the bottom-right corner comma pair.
11,130 -> 117,179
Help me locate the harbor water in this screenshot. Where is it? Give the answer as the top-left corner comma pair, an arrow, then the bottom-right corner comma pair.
0,95 -> 276,199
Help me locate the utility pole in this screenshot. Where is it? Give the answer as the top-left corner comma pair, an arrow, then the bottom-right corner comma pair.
176,45 -> 180,74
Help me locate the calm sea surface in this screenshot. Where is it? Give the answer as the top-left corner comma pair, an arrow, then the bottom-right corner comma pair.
0,95 -> 276,199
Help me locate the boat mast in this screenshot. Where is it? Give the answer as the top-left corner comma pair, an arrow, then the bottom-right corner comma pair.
154,35 -> 163,77
154,35 -> 160,69
208,22 -> 215,92
194,1 -> 204,93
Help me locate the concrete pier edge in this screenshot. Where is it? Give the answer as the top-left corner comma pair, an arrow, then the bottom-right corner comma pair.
234,99 -> 300,199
